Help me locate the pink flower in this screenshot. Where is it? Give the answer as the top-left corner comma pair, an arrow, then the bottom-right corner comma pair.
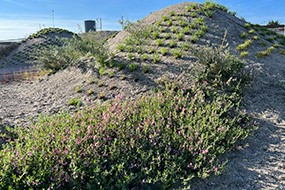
77,137 -> 81,145
202,149 -> 208,154
214,166 -> 219,173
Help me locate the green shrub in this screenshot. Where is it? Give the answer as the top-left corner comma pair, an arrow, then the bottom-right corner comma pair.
159,27 -> 166,33
162,16 -> 170,21
189,3 -> 199,10
183,26 -> 191,35
148,47 -> 155,54
256,46 -> 275,58
189,22 -> 198,29
191,35 -> 198,43
167,20 -> 173,26
67,97 -> 82,106
156,39 -> 164,46
241,32 -> 247,39
280,49 -> 285,55
170,26 -> 179,34
128,62 -> 139,72
203,1 -> 215,10
108,70 -> 115,78
248,29 -> 255,34
152,31 -> 160,39
99,67 -> 106,76
164,33 -> 171,39
179,20 -> 187,27
27,28 -> 74,40
87,89 -> 94,96
160,47 -> 168,56
200,25 -> 209,32
142,64 -> 150,73
273,43 -> 279,48
240,51 -> 249,57
267,37 -> 275,43
280,37 -> 285,46
195,29 -> 205,38
169,10 -> 176,16
171,49 -> 183,59
253,35 -> 259,40
190,45 -> 244,80
169,40 -> 177,48
182,43 -> 190,51
74,85 -> 83,93
35,32 -> 110,71
128,53 -> 136,61
176,32 -> 184,41
244,23 -> 251,29
260,41 -> 267,47
140,53 -> 149,61
236,40 -> 252,51
155,20 -> 162,27
204,10 -> 213,18
152,53 -> 160,63
195,17 -> 205,26
125,45 -> 134,52
0,75 -> 254,189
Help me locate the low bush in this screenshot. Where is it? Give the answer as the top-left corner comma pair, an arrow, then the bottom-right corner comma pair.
0,75 -> 254,189
171,49 -> 183,59
190,45 -> 244,81
35,32 -> 111,71
236,40 -> 252,51
256,46 -> 275,58
27,28 -> 74,40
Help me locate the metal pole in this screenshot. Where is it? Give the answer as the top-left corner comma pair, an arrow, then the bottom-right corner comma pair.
52,10 -> 55,27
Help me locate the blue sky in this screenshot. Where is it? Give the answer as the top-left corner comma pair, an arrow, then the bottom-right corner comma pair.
0,0 -> 284,40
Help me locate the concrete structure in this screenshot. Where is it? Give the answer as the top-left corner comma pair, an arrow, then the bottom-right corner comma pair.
84,20 -> 96,32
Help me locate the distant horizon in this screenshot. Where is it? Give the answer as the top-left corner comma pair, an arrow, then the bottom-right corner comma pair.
0,0 -> 284,40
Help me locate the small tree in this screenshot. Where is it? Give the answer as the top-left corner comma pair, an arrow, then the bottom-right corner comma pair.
267,20 -> 281,27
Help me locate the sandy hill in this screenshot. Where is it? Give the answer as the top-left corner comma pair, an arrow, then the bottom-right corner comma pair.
0,2 -> 285,189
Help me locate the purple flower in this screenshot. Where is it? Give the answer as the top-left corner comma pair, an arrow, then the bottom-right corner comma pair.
77,137 -> 81,145
202,149 -> 208,154
214,166 -> 219,173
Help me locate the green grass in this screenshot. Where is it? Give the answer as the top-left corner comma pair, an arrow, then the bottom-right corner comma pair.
256,46 -> 275,58
241,32 -> 247,39
160,47 -> 169,56
236,40 -> 252,51
171,49 -> 183,59
240,51 -> 249,57
67,97 -> 82,106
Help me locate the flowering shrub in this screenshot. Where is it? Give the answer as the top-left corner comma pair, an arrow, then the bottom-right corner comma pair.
0,78 -> 254,189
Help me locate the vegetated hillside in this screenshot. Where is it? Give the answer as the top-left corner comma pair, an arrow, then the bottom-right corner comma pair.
0,28 -> 74,74
0,1 -> 285,190
107,2 -> 285,100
